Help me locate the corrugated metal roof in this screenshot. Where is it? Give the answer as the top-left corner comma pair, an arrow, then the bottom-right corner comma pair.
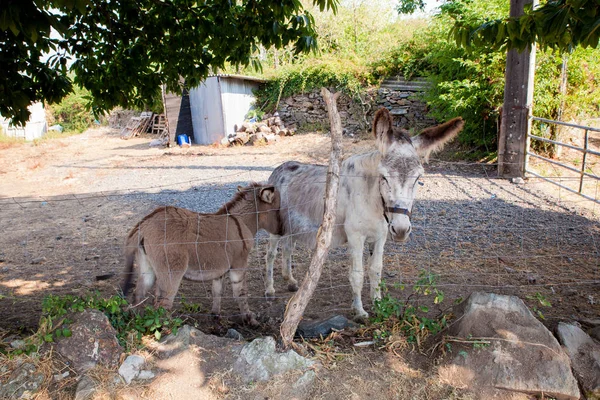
208,73 -> 267,83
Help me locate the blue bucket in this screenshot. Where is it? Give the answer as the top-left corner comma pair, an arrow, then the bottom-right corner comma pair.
176,134 -> 191,146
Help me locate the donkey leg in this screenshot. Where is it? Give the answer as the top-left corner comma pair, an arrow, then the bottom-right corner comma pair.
367,236 -> 386,301
211,276 -> 224,316
347,232 -> 368,322
230,268 -> 258,326
264,234 -> 280,297
154,254 -> 187,310
135,250 -> 155,305
281,236 -> 298,292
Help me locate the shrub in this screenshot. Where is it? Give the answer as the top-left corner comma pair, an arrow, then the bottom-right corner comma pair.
254,57 -> 376,113
47,85 -> 95,133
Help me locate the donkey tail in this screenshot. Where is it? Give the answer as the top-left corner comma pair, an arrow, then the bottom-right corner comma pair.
121,226 -> 142,297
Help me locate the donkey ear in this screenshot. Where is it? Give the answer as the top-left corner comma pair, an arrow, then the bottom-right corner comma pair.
373,108 -> 393,154
259,186 -> 276,204
412,117 -> 464,162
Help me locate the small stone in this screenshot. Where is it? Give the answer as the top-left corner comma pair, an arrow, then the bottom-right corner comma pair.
53,371 -> 70,382
118,355 -> 145,384
564,288 -> 578,296
137,370 -> 155,380
10,339 -> 26,349
589,326 -> 600,342
75,375 -> 97,400
30,257 -> 46,264
225,328 -> 244,341
511,177 -> 525,184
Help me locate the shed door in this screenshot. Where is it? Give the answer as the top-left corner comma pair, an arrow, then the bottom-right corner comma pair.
220,78 -> 259,137
189,77 -> 224,145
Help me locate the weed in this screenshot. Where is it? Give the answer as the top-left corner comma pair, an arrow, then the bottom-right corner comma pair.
370,270 -> 450,350
526,292 -> 552,320
246,109 -> 265,121
180,295 -> 205,314
5,293 -> 183,355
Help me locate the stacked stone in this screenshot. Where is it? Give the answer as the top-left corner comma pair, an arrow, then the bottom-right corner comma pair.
375,88 -> 436,129
276,87 -> 436,136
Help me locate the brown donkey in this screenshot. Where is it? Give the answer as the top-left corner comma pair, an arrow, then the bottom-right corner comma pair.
122,183 -> 281,325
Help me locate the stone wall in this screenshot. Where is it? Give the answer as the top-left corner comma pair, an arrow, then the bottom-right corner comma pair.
276,88 -> 436,136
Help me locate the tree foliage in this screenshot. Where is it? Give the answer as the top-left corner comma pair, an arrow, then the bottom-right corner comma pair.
387,0 -> 599,155
1,0 -> 337,125
396,0 -> 600,52
450,0 -> 600,51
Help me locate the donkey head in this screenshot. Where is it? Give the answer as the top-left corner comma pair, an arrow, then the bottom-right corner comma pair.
373,108 -> 464,241
237,183 -> 282,235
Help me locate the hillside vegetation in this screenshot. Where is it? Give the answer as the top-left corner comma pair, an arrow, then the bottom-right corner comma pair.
248,0 -> 599,155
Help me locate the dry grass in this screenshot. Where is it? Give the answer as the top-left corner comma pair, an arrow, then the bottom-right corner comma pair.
0,133 -> 25,150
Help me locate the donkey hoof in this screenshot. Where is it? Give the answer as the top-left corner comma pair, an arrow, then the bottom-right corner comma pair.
265,290 -> 276,299
353,312 -> 369,324
249,318 -> 260,327
245,313 -> 260,327
287,283 -> 299,292
211,313 -> 222,322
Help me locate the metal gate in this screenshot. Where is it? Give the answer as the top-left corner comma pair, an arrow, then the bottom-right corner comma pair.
526,116 -> 600,204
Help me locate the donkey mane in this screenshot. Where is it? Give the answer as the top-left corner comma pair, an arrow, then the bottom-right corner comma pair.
215,182 -> 266,215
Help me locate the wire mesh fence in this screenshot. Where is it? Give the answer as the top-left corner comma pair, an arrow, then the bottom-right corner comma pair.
0,157 -> 598,331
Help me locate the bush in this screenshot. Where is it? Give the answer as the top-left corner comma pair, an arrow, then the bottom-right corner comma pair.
47,85 -> 95,133
254,57 -> 376,113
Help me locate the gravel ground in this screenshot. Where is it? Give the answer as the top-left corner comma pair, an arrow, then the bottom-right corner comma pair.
0,128 -> 598,333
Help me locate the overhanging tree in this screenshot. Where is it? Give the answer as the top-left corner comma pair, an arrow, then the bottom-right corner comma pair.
448,0 -> 600,51
1,0 -> 338,125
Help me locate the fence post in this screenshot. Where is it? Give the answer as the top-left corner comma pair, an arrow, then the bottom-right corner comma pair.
497,0 -> 537,178
279,88 -> 343,348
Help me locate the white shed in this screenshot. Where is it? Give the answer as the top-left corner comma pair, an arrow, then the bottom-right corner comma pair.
0,102 -> 47,141
188,74 -> 265,145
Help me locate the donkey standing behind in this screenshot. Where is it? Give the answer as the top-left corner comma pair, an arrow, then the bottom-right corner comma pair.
265,108 -> 464,321
122,183 -> 281,326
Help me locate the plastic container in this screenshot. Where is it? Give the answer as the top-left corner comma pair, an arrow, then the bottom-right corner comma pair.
176,134 -> 191,147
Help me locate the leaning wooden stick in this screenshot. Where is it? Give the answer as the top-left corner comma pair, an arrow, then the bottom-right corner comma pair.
280,87 -> 344,348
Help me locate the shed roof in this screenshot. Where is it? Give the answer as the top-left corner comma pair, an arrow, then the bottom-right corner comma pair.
208,74 -> 267,84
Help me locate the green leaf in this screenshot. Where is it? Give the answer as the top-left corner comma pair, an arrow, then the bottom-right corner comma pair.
154,330 -> 162,340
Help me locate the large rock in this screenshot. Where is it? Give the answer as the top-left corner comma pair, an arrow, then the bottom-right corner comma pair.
0,362 -> 45,399
438,292 -> 580,399
55,310 -> 123,373
557,322 -> 600,399
233,337 -> 315,383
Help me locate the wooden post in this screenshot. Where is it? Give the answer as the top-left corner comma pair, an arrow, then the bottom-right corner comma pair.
497,0 -> 537,178
279,88 -> 343,348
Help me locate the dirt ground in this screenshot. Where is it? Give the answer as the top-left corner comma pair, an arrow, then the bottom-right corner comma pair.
0,127 -> 599,398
